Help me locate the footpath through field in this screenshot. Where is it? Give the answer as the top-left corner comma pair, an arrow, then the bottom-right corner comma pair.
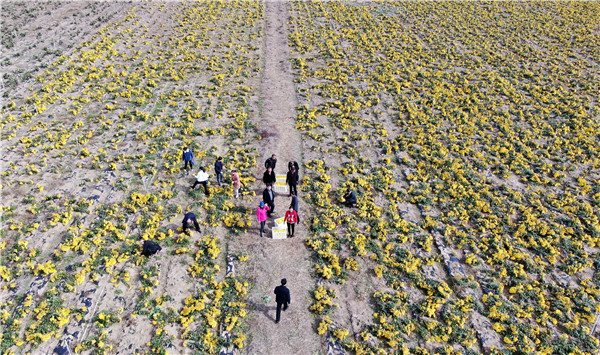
231,1 -> 321,354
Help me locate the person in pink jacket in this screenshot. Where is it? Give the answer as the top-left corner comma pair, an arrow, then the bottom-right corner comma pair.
231,169 -> 245,199
257,202 -> 270,238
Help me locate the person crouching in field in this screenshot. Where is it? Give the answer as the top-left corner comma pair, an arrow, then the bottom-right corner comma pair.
343,189 -> 357,207
182,211 -> 201,235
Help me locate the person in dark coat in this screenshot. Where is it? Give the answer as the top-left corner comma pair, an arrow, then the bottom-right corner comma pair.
182,212 -> 201,235
214,156 -> 224,186
289,193 -> 299,213
288,161 -> 299,172
286,167 -> 299,196
343,189 -> 357,207
141,240 -> 162,257
262,185 -> 275,217
273,278 -> 290,323
265,154 -> 277,171
263,167 -> 276,187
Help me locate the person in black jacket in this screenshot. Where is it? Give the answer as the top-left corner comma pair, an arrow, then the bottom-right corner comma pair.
214,156 -> 224,186
265,154 -> 277,171
182,212 -> 201,235
343,189 -> 357,207
286,167 -> 299,196
273,278 -> 290,323
289,193 -> 299,213
141,240 -> 162,257
262,185 -> 275,217
288,161 -> 299,172
263,167 -> 276,187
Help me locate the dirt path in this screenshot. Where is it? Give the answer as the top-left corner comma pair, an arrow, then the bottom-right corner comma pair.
230,1 -> 322,354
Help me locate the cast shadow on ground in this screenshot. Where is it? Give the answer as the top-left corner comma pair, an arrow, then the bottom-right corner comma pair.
248,300 -> 277,323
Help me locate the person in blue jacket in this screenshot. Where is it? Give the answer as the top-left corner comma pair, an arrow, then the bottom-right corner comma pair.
182,147 -> 194,172
182,211 -> 201,235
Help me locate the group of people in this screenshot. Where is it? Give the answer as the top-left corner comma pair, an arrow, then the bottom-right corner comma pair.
182,148 -> 358,239
139,149 -> 301,324
167,150 -> 363,324
183,148 -> 246,199
257,154 -> 300,238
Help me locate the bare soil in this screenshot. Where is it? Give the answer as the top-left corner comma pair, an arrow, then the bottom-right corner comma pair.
229,2 -> 323,354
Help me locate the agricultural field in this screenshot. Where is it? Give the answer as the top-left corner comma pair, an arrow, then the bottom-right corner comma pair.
1,1 -> 599,355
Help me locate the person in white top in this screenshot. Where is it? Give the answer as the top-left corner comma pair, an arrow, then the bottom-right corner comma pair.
191,167 -> 210,196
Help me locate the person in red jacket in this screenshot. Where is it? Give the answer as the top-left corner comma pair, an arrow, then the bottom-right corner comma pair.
284,206 -> 298,238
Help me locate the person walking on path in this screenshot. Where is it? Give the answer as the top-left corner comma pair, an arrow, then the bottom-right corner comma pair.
182,211 -> 201,235
262,185 -> 275,217
256,202 -> 270,238
263,167 -> 276,187
231,169 -> 245,199
286,167 -> 299,196
214,156 -> 224,186
273,278 -> 291,324
284,207 -> 298,237
191,167 -> 210,196
265,154 -> 277,171
182,147 -> 194,172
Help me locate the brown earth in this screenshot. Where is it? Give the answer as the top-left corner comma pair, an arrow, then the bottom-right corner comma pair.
229,1 -> 323,354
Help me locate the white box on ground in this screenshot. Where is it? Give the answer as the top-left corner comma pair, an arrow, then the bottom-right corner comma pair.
273,181 -> 288,194
272,226 -> 287,239
274,217 -> 285,227
276,175 -> 286,182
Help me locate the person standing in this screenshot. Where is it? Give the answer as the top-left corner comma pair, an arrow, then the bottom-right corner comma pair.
182,211 -> 201,235
286,167 -> 299,197
273,279 -> 290,324
214,156 -> 224,186
263,167 -> 276,187
290,192 -> 299,213
262,185 -> 275,217
256,202 -> 270,238
284,207 -> 298,238
231,169 -> 245,199
288,161 -> 299,172
191,167 -> 210,196
265,154 -> 277,171
182,147 -> 194,172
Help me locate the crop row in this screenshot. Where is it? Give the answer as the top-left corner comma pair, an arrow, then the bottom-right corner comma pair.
289,1 -> 599,354
1,1 -> 263,354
